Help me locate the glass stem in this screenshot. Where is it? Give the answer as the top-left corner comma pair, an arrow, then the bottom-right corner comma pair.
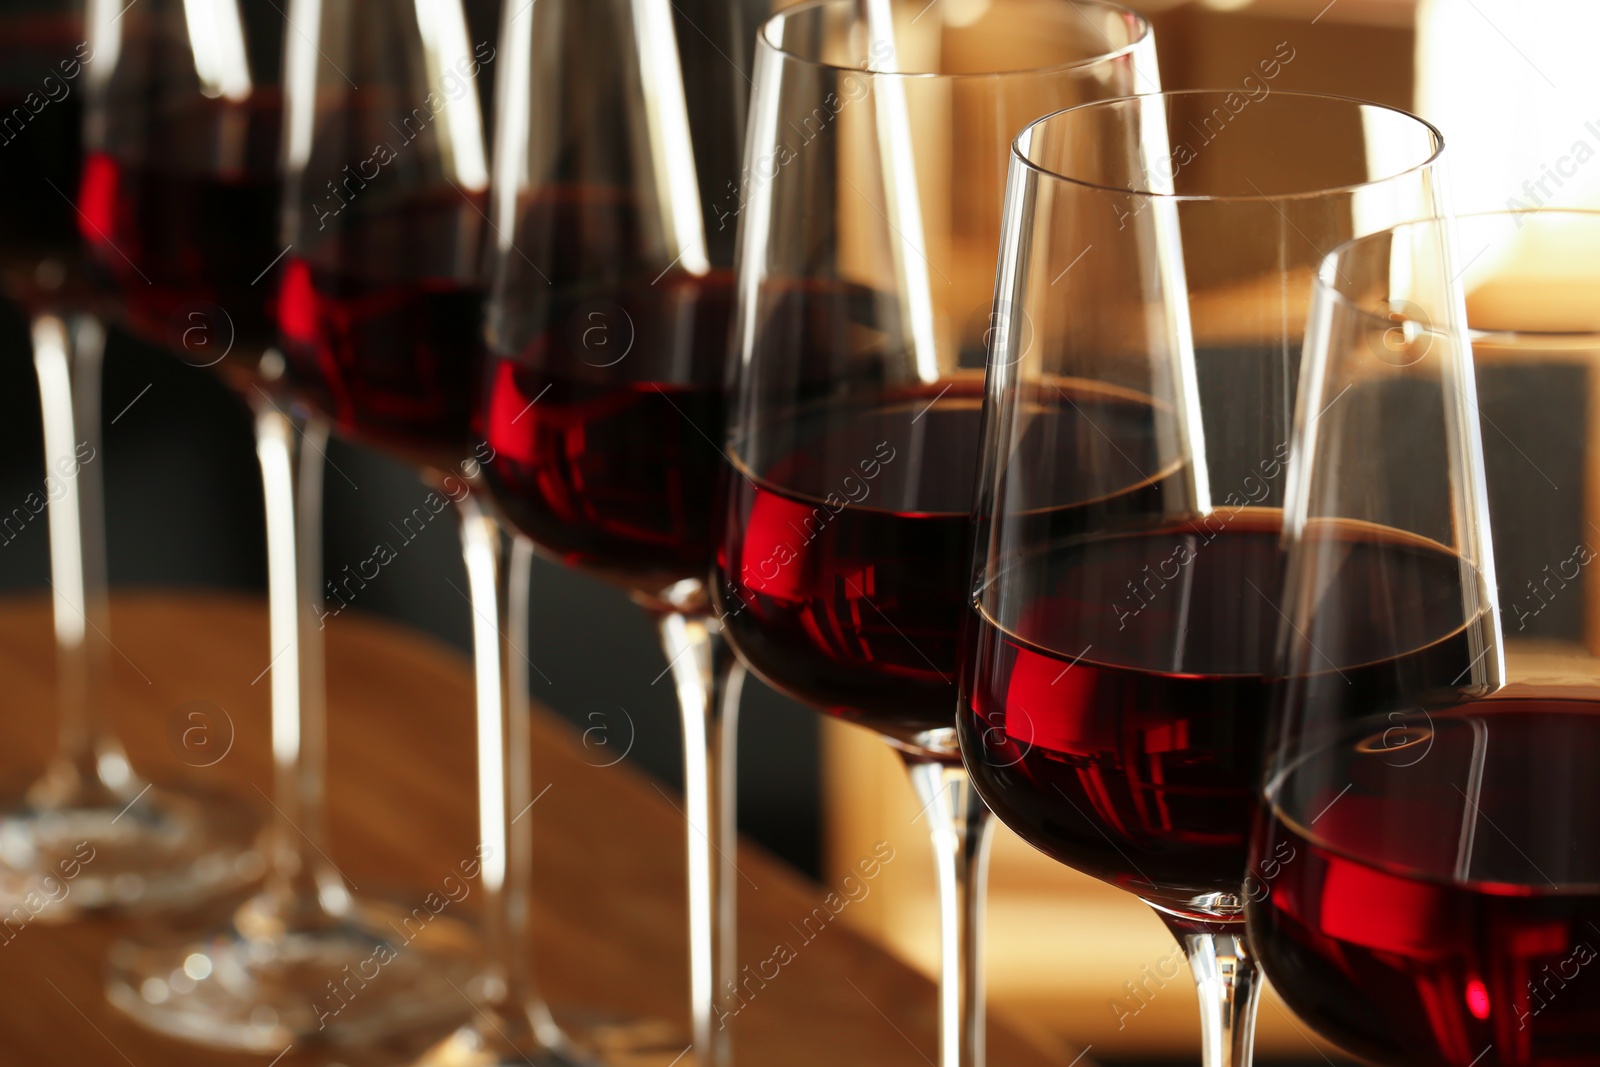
249,398 -> 344,920
903,759 -> 996,1067
30,313 -> 128,808
1158,913 -> 1262,1067
456,497 -> 567,1053
656,611 -> 743,1067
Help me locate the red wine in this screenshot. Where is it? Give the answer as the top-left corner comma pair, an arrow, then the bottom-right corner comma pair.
279,195 -> 486,465
0,16 -> 89,304
481,272 -> 732,597
959,517 -> 1479,911
719,382 -> 1172,747
1249,700 -> 1600,1067
79,148 -> 282,364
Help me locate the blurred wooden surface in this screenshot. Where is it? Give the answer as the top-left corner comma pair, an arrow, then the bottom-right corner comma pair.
0,593 -> 1085,1067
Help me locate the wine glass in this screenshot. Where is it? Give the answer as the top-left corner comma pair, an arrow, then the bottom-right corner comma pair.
272,1 -> 586,1064
478,0 -> 748,1062
98,0 -> 482,1050
957,91 -> 1447,1067
716,3 -> 1154,1064
1250,209 -> 1600,1067
0,0 -> 258,917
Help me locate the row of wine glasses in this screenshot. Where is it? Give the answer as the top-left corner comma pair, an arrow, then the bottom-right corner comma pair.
1,0 -> 718,1060
0,0 -> 264,917
80,0 -> 487,1048
955,81 -> 1600,1067
5,0 -> 1597,1066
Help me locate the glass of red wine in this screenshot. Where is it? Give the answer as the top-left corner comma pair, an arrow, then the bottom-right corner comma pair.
478,1 -> 750,1062
0,0 -> 259,917
97,0 -> 482,1051
1249,209 -> 1600,1067
957,92 -> 1448,1067
717,3 -> 1154,1064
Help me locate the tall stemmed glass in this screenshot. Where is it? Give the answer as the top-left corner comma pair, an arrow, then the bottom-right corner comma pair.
957,92 -> 1447,1067
100,0 -> 482,1050
0,0 -> 256,915
271,2 -> 585,1064
717,4 -> 1153,1065
478,0 -> 744,1062
1250,210 -> 1600,1066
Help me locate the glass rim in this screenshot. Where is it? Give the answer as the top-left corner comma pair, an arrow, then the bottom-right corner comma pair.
756,0 -> 1151,81
1316,208 -> 1600,344
1010,89 -> 1446,203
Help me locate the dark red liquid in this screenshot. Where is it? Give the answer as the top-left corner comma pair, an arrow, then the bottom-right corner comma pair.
719,383 -> 1170,747
959,518 -> 1478,911
481,273 -> 732,597
0,16 -> 88,304
79,141 -> 282,363
1249,701 -> 1600,1067
279,196 -> 486,465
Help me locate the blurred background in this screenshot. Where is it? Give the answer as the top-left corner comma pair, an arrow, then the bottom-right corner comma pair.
0,0 -> 1590,1063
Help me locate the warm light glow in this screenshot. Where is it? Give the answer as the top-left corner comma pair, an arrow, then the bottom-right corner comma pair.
1418,0 -> 1600,215
1417,1 -> 1600,298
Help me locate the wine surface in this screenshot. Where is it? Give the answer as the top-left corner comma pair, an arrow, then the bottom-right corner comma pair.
960,516 -> 1477,911
80,146 -> 282,362
481,271 -> 732,598
279,195 -> 486,463
1250,700 -> 1600,1067
722,381 -> 1171,747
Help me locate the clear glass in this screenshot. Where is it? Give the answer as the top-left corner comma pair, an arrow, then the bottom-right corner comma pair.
478,0 -> 749,1062
1250,209 -> 1600,1067
99,0 -> 483,1049
0,0 -> 260,917
960,91 -> 1447,1067
716,4 -> 1155,1065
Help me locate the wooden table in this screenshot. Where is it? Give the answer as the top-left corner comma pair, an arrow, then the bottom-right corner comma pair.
0,594 -> 1087,1066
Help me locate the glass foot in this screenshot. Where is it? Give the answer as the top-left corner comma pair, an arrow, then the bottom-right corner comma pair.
412,1008 -> 690,1067
411,1016 -> 594,1067
107,894 -> 483,1051
0,779 -> 262,918
566,1014 -> 697,1067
